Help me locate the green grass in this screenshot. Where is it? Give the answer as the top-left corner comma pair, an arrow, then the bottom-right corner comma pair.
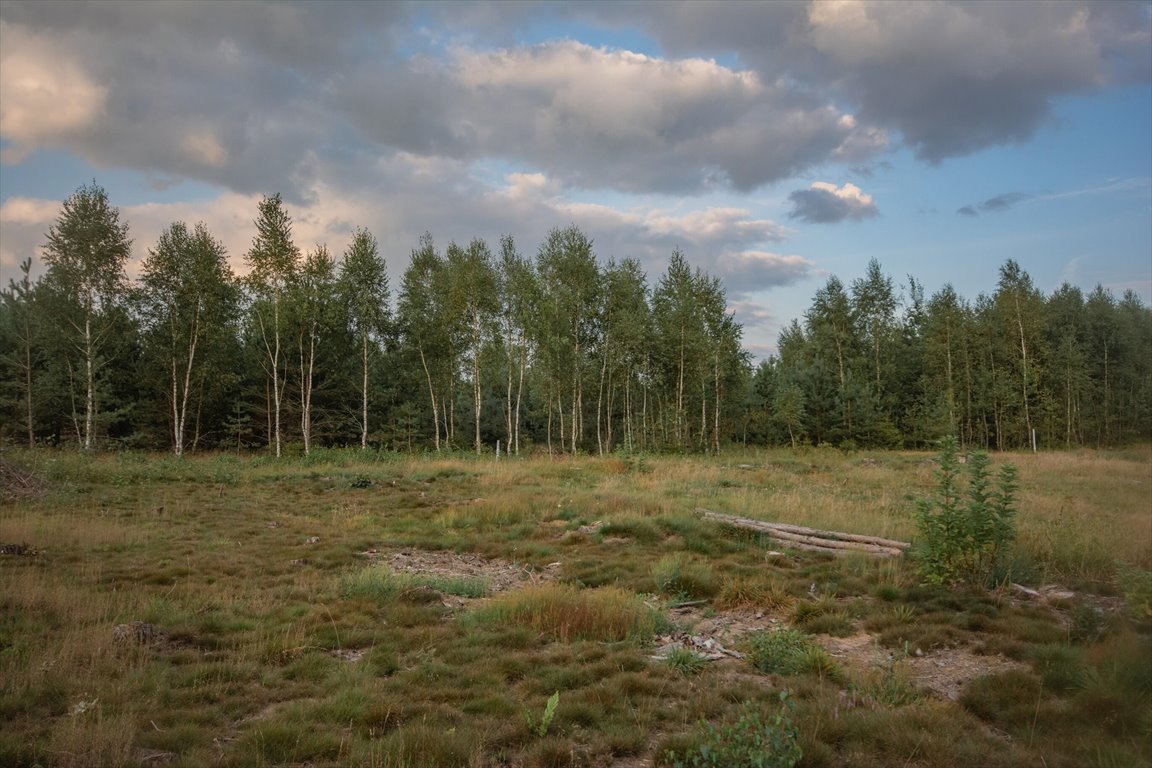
340,565 -> 489,602
0,446 -> 1148,767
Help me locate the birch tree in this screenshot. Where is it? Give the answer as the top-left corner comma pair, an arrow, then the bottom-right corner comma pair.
291,245 -> 337,456
447,238 -> 498,454
244,194 -> 300,458
397,233 -> 450,450
41,183 -> 132,451
138,221 -> 237,456
338,228 -> 390,450
496,235 -> 536,455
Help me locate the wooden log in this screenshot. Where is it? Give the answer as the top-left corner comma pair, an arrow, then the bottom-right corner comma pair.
696,509 -> 910,550
696,508 -> 910,558
760,527 -> 903,556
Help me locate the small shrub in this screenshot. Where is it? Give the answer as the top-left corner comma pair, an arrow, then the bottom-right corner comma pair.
914,436 -> 1018,587
795,645 -> 843,682
664,694 -> 802,768
1069,603 -> 1108,645
853,644 -> 922,707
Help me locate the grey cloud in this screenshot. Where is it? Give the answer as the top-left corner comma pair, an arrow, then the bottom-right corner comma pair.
956,192 -> 1031,216
716,251 -> 816,297
593,1 -> 1151,162
787,182 -> 878,223
0,2 -> 882,199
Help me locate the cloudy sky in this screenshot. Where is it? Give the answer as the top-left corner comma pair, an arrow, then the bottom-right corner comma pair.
1,1 -> 1149,358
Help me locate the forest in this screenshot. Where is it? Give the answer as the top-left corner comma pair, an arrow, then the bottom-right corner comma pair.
1,182 -> 1150,455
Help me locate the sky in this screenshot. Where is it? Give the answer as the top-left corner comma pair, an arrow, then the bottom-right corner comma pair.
1,0 -> 1150,359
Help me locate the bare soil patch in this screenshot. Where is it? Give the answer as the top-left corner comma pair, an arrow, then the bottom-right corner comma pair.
357,547 -> 559,596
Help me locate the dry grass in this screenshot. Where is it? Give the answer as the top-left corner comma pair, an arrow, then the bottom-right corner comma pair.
474,584 -> 666,642
0,445 -> 1148,767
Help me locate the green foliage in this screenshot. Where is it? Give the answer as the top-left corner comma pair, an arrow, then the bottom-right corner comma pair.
745,629 -> 839,680
665,694 -> 802,768
525,691 -> 560,738
914,436 -> 1018,586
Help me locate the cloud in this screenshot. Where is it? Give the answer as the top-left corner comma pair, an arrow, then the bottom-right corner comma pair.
0,20 -> 107,162
0,5 -> 888,200
0,154 -> 798,296
717,251 -> 817,296
956,191 -> 1031,216
600,1 -> 1151,161
343,40 -> 882,193
787,181 -> 878,223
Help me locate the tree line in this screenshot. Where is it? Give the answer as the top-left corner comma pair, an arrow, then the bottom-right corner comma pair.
751,260 -> 1152,451
0,183 -> 746,455
1,183 -> 1149,454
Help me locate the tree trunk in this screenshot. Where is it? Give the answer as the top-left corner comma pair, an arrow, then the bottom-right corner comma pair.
514,346 -> 526,455
418,345 -> 440,452
83,311 -> 95,451
361,333 -> 369,450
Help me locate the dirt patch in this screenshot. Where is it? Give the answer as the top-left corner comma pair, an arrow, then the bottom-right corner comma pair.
357,548 -> 560,596
903,648 -> 1026,701
667,607 -> 1026,703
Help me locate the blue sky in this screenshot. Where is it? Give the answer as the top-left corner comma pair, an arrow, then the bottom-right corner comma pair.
1,1 -> 1149,358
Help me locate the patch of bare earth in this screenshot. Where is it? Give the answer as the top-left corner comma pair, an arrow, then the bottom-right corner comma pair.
356,547 -> 559,600
660,606 -> 1026,703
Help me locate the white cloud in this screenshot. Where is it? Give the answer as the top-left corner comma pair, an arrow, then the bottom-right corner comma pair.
0,20 -> 107,161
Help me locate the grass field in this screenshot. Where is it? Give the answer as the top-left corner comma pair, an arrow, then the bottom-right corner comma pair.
1,446 -> 1149,767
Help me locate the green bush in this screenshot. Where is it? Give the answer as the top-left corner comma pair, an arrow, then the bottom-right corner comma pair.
665,694 -> 802,768
914,436 -> 1018,587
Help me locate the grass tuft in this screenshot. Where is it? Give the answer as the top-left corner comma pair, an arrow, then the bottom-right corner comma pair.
474,584 -> 666,643
339,565 -> 489,603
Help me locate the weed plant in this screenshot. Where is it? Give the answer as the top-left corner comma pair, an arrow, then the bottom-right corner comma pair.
663,695 -> 802,768
914,436 -> 1018,587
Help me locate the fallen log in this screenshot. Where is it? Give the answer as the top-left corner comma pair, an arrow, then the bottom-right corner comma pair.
696,508 -> 910,558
